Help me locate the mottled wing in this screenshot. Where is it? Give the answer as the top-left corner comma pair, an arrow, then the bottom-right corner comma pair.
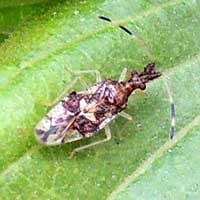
35,99 -> 80,145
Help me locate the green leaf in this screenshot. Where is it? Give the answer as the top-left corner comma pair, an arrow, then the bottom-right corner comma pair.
111,121 -> 200,200
0,0 -> 63,44
0,0 -> 200,199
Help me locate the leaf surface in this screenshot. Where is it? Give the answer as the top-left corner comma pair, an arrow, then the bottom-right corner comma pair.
112,121 -> 200,200
0,0 -> 63,44
0,0 -> 200,199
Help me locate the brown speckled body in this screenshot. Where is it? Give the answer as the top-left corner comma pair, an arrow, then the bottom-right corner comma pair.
35,63 -> 161,145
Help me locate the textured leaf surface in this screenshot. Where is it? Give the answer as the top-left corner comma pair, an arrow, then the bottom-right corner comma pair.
0,0 -> 62,44
0,0 -> 200,199
112,120 -> 200,200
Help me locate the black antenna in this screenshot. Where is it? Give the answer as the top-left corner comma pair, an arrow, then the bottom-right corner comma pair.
170,103 -> 176,139
98,15 -> 154,60
99,16 -> 133,36
98,16 -> 112,22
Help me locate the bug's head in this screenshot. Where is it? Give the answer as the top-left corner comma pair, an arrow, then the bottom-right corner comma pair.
129,62 -> 161,90
141,62 -> 162,80
139,62 -> 161,85
130,70 -> 146,90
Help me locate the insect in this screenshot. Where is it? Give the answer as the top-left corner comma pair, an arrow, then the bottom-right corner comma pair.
35,16 -> 175,157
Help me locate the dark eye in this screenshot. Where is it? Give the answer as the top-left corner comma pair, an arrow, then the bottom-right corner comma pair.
70,91 -> 76,96
71,99 -> 76,102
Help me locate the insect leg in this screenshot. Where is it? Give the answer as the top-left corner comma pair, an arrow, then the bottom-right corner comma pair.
118,111 -> 133,121
65,66 -> 102,82
163,77 -> 176,139
69,126 -> 111,158
42,76 -> 81,107
98,16 -> 155,61
118,68 -> 128,82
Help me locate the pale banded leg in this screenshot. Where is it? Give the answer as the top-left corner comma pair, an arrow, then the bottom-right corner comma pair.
65,66 -> 102,82
41,76 -> 81,107
118,68 -> 128,82
119,111 -> 133,121
163,77 -> 176,139
69,126 -> 111,158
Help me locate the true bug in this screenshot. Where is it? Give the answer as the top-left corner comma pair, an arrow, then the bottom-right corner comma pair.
35,16 -> 175,157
